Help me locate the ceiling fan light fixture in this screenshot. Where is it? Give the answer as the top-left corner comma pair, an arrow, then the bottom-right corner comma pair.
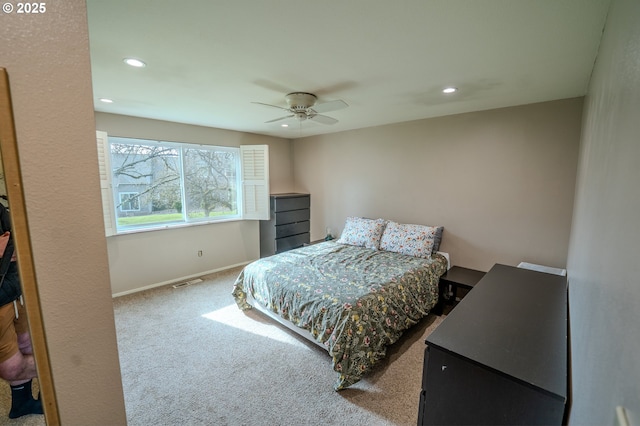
443,87 -> 458,94
286,92 -> 317,110
253,91 -> 347,126
123,58 -> 146,68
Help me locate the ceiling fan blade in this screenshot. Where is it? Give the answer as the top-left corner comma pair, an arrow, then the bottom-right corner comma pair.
311,99 -> 348,114
265,115 -> 294,123
251,102 -> 291,112
309,114 -> 338,125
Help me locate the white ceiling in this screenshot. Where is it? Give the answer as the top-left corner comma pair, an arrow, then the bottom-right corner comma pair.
87,0 -> 611,139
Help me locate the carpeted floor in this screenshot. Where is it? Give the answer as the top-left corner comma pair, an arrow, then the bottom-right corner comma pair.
0,266 -> 445,425
112,266 -> 445,426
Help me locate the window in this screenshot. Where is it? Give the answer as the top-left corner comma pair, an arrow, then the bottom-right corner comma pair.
96,131 -> 269,235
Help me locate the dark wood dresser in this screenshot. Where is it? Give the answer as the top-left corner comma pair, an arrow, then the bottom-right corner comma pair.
418,263 -> 568,425
259,193 -> 310,257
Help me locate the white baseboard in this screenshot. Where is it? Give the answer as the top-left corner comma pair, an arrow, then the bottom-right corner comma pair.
111,260 -> 253,298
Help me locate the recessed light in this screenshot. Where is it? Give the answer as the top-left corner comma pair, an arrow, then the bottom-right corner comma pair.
123,58 -> 146,68
281,124 -> 289,128
99,98 -> 114,103
443,87 -> 458,94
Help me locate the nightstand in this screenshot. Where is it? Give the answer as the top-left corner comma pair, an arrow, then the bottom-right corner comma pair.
433,266 -> 485,315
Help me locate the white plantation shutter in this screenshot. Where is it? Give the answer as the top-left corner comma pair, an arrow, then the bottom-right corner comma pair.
240,145 -> 269,220
96,131 -> 116,236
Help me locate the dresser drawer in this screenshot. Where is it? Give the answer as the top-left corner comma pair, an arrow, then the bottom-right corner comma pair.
272,195 -> 310,212
274,209 -> 310,225
275,221 -> 310,239
275,232 -> 310,253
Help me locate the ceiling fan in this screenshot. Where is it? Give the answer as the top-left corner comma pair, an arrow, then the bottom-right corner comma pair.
252,92 -> 348,125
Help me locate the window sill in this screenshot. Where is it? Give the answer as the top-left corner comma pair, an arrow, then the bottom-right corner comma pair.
107,216 -> 246,237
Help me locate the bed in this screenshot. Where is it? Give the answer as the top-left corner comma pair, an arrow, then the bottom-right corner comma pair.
232,217 -> 448,390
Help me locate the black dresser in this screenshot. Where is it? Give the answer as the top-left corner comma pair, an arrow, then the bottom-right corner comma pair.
259,193 -> 310,257
418,264 -> 568,425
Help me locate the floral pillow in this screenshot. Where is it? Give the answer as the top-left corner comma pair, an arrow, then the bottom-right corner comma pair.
336,217 -> 387,250
380,221 -> 443,258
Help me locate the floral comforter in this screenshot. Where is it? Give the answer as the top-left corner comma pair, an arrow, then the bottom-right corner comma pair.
232,241 -> 448,390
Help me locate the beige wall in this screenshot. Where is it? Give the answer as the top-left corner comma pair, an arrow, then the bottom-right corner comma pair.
95,113 -> 293,294
567,0 -> 639,423
0,1 -> 127,424
293,98 -> 582,272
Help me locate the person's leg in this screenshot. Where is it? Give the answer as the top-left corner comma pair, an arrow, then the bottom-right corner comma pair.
0,350 -> 37,383
17,331 -> 33,355
0,302 -> 22,372
0,301 -> 37,381
0,302 -> 42,418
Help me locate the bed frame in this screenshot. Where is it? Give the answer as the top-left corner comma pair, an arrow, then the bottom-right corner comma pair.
246,291 -> 328,351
